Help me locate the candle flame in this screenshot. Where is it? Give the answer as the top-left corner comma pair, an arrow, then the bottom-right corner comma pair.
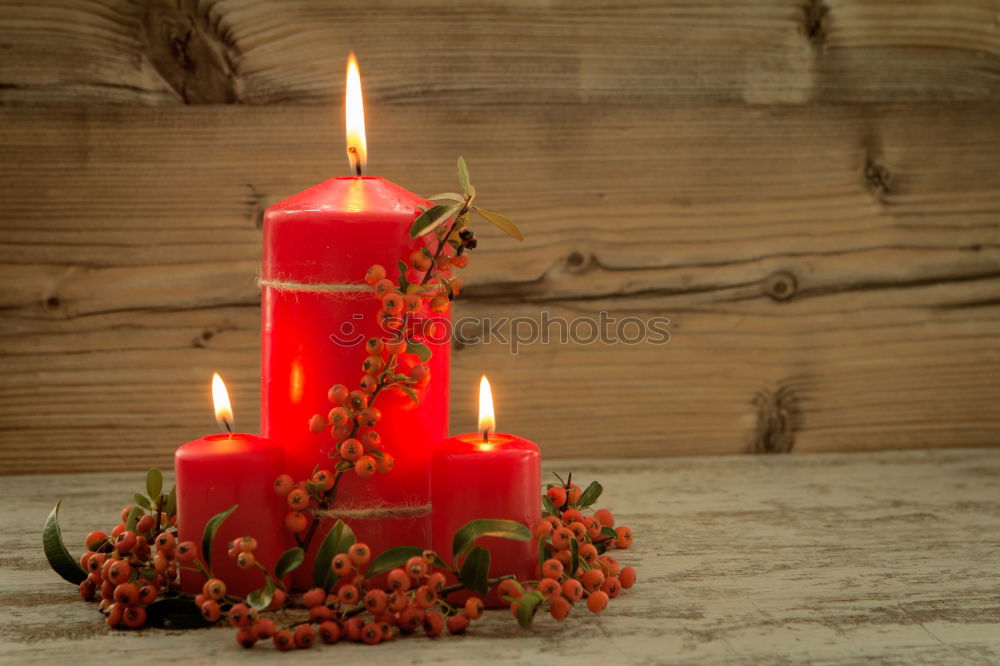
212,372 -> 234,433
478,375 -> 495,441
345,52 -> 367,175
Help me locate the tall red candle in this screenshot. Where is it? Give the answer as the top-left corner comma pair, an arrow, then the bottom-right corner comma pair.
431,377 -> 540,587
175,374 -> 287,597
261,54 -> 448,574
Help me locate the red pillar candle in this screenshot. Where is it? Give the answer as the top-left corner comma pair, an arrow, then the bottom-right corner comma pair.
431,377 -> 540,586
175,374 -> 287,597
260,55 -> 448,570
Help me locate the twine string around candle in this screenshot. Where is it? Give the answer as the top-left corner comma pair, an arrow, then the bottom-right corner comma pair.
258,277 -> 373,296
313,502 -> 432,520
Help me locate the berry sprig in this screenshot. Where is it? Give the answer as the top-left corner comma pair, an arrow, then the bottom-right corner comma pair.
298,157 -> 522,551
501,474 -> 637,625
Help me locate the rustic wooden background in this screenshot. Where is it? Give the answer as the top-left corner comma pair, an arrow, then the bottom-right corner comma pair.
1,1 -> 998,473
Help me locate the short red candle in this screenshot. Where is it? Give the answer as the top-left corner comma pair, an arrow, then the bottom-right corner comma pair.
174,375 -> 286,597
431,378 -> 540,590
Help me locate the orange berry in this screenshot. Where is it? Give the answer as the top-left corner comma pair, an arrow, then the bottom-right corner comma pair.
388,591 -> 408,612
340,438 -> 363,461
537,578 -> 561,600
106,602 -> 123,627
594,508 -> 615,527
546,486 -> 567,507
374,278 -> 396,297
267,588 -> 287,611
410,250 -> 432,271
403,293 -> 421,313
347,390 -> 368,410
423,612 -> 445,637
360,428 -> 381,448
273,629 -> 295,651
308,413 -> 326,434
285,511 -> 308,533
446,613 -> 469,634
107,560 -> 131,585
309,605 -> 332,622
542,558 -> 564,580
601,576 -> 623,599
585,517 -> 603,539
465,596 -> 484,619
79,579 -> 95,600
359,407 -> 381,427
587,590 -> 609,613
338,584 -> 360,605
201,599 -> 221,622
414,585 -> 437,609
615,526 -> 633,549
203,578 -> 227,600
410,363 -> 430,388
328,384 -> 349,403
354,455 -> 377,477
579,543 -> 599,564
598,554 -> 620,575
365,264 -> 387,285
273,474 -> 294,496
237,551 -> 255,569
581,568 -> 605,593
382,292 -> 404,315
533,520 -> 554,539
562,509 -> 584,524
561,578 -> 584,601
386,337 -> 407,355
619,566 -> 637,589
427,571 -> 447,591
551,527 -> 574,551
113,582 -> 139,605
318,620 -> 341,644
550,595 -> 572,620
85,531 -> 108,551
251,618 -> 276,640
154,531 -> 175,552
376,452 -> 395,474
294,624 -> 316,649
302,587 -> 326,608
136,514 -> 155,533
286,487 -> 309,509
452,253 -> 469,268
348,542 -> 372,566
364,589 -> 388,614
123,604 -> 146,629
568,521 -> 587,541
312,469 -> 335,491
496,579 -> 522,604
228,603 -> 251,627
387,568 -> 411,592
568,484 -> 582,504
361,622 -> 383,645
429,294 -> 449,313
406,555 -> 427,579
359,374 -> 378,393
331,553 -> 352,576
344,616 -> 364,641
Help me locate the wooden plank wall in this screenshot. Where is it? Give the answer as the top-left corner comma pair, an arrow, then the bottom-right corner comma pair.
1,0 -> 998,473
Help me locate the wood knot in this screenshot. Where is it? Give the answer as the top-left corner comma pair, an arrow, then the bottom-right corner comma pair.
802,0 -> 829,50
246,184 -> 267,229
565,251 -> 591,273
43,295 -> 61,311
193,327 -> 215,348
864,158 -> 892,198
750,386 -> 799,453
763,271 -> 797,301
142,0 -> 242,104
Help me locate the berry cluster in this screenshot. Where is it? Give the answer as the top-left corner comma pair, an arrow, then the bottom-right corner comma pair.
500,476 -> 637,623
76,497 -> 183,630
232,543 -> 484,650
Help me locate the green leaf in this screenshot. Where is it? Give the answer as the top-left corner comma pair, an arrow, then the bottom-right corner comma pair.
365,547 -> 448,580
400,386 -> 419,404
145,599 -> 208,628
313,519 -> 356,591
125,506 -> 144,532
335,459 -> 353,472
410,204 -> 460,239
577,481 -> 603,508
397,260 -> 410,291
457,156 -> 471,195
42,501 -> 87,584
541,495 -> 559,518
452,519 -> 532,562
201,505 -> 237,570
569,538 -> 580,576
247,575 -> 276,611
405,341 -> 432,363
474,207 -> 524,241
516,591 -> 544,627
145,469 -> 163,500
164,485 -> 177,517
599,526 -> 617,540
537,535 -> 548,574
429,192 -> 464,203
132,493 -> 151,509
458,546 -> 490,597
140,567 -> 158,580
274,547 -> 305,580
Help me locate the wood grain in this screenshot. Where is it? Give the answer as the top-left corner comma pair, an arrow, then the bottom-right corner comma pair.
0,0 -> 998,106
1,103 -> 998,473
2,449 -> 1000,663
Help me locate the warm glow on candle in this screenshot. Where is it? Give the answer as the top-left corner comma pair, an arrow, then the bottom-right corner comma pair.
345,52 -> 367,175
212,372 -> 234,432
478,375 -> 495,442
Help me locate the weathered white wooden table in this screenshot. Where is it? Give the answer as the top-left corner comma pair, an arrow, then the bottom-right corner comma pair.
2,449 -> 999,665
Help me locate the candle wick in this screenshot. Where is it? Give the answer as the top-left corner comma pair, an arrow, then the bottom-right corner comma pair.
223,420 -> 233,435
482,429 -> 489,443
348,146 -> 363,177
